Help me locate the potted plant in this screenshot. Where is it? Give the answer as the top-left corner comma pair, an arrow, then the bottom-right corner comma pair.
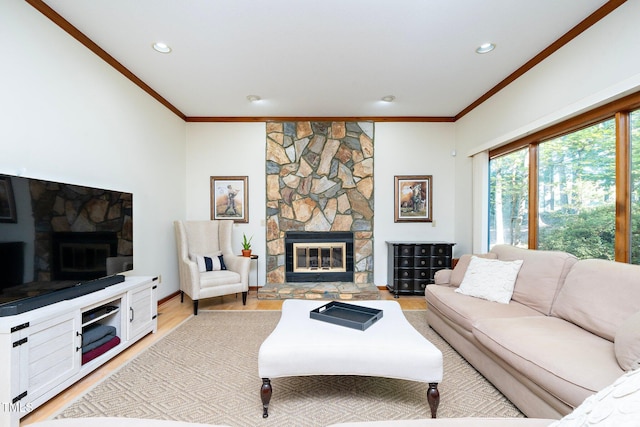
241,233 -> 253,257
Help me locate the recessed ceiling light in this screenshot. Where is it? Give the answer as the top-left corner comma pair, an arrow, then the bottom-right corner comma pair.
152,42 -> 172,54
246,95 -> 261,102
476,43 -> 495,54
381,95 -> 395,102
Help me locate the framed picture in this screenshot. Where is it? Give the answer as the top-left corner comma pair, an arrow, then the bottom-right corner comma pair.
394,175 -> 432,223
210,176 -> 248,223
0,176 -> 17,223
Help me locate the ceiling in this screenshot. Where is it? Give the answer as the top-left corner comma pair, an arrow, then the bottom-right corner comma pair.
34,0 -> 616,120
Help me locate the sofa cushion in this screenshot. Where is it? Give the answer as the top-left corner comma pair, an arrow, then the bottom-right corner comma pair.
425,285 -> 542,333
490,245 -> 577,315
614,310 -> 640,371
456,256 -> 523,304
551,259 -> 640,341
449,253 -> 498,286
548,368 -> 640,427
472,316 -> 624,409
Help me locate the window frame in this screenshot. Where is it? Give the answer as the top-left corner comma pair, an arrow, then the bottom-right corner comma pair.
488,90 -> 640,262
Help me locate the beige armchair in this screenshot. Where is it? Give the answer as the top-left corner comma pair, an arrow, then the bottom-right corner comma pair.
174,220 -> 251,315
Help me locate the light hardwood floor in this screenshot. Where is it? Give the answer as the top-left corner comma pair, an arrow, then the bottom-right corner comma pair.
20,289 -> 426,425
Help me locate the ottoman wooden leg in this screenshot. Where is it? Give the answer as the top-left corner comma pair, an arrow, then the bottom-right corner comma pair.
427,382 -> 440,418
261,378 -> 272,418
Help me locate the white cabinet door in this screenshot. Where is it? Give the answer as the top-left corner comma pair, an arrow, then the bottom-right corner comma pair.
126,283 -> 155,340
6,322 -> 29,417
23,310 -> 80,404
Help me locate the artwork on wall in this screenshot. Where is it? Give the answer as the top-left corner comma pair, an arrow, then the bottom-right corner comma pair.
394,175 -> 432,223
0,176 -> 17,223
210,176 -> 248,223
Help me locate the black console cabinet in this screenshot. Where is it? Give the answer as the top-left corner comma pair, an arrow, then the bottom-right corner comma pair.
386,241 -> 455,297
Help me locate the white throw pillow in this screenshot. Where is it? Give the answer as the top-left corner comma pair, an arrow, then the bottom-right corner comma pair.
455,256 -> 523,304
548,368 -> 640,427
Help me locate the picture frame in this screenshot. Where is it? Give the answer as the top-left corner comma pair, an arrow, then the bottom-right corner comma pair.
210,176 -> 248,223
0,176 -> 17,223
394,175 -> 432,223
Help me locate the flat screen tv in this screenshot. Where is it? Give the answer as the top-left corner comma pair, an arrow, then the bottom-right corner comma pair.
0,174 -> 133,316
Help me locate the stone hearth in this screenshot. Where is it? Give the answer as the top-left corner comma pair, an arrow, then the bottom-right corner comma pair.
257,282 -> 380,300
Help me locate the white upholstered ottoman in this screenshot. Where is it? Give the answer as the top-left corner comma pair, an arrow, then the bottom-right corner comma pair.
258,299 -> 443,418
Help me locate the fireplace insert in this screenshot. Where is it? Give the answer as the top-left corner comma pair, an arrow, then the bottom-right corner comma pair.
285,231 -> 354,282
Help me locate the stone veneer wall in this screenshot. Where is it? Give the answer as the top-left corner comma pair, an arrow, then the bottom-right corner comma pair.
265,121 -> 374,285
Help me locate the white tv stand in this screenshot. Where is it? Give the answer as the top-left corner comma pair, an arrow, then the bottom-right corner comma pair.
0,276 -> 158,427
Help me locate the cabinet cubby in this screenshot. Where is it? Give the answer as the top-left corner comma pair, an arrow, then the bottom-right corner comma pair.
81,303 -> 120,327
79,298 -> 123,365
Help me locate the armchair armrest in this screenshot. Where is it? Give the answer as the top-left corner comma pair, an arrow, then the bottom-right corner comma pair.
222,253 -> 251,287
177,255 -> 202,299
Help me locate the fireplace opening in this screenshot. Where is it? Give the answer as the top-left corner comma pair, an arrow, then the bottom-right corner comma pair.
294,242 -> 346,273
52,232 -> 118,281
285,231 -> 353,282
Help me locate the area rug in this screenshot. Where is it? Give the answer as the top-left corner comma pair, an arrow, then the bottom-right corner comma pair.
54,310 -> 524,426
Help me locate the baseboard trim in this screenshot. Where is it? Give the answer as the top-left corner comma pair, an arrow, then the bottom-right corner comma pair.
158,290 -> 181,306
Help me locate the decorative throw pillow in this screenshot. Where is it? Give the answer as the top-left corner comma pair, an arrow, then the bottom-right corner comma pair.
449,253 -> 498,287
192,252 -> 227,272
548,368 -> 640,426
614,310 -> 640,371
455,256 -> 523,304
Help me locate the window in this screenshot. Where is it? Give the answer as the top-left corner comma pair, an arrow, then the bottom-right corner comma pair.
488,91 -> 640,263
631,110 -> 640,264
489,149 -> 528,248
537,120 -> 616,259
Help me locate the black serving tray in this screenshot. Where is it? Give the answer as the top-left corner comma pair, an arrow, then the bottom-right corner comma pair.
310,301 -> 383,331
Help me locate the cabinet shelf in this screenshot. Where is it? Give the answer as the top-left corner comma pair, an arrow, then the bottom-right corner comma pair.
82,305 -> 119,327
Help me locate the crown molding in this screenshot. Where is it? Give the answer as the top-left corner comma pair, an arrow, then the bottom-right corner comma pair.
185,116 -> 456,123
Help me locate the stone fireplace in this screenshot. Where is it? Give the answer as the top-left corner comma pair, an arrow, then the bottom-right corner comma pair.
285,231 -> 354,282
265,121 -> 374,285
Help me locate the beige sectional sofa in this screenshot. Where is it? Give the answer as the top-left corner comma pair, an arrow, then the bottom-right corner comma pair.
425,244 -> 640,419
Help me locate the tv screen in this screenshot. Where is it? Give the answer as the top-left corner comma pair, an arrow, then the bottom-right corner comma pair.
0,174 -> 133,315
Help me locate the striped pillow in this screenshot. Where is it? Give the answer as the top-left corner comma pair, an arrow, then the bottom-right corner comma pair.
191,253 -> 227,272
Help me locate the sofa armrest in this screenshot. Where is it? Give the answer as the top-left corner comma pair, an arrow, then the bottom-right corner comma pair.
434,269 -> 453,286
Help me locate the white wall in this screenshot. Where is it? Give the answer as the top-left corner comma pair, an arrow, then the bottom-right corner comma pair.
184,122 -> 457,287
0,1 -> 187,299
373,122 -> 456,285
185,123 -> 266,284
454,0 -> 640,253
